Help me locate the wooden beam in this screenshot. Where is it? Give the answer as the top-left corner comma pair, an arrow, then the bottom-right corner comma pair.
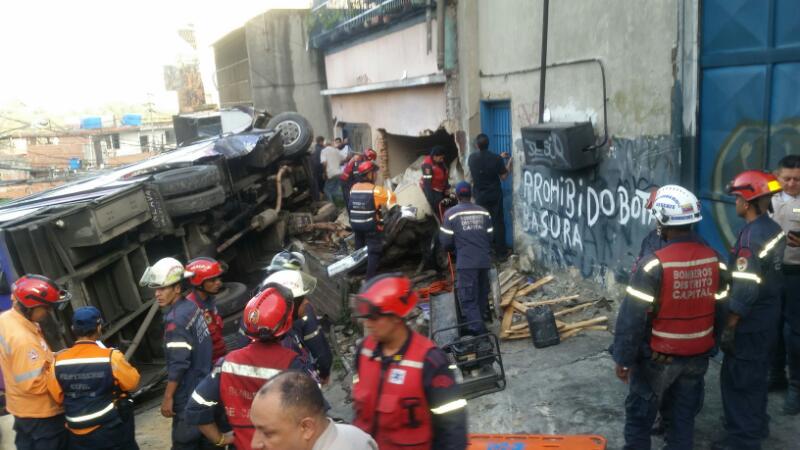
524,294 -> 580,307
553,301 -> 595,317
559,316 -> 608,332
514,275 -> 554,298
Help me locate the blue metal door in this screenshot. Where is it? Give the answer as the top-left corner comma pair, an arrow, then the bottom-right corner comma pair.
480,100 -> 513,247
697,0 -> 800,253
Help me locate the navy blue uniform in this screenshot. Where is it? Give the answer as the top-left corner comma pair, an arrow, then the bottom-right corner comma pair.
467,151 -> 508,256
720,214 -> 785,449
353,333 -> 467,450
440,201 -> 493,335
164,298 -> 213,450
293,302 -> 333,380
613,235 -> 729,449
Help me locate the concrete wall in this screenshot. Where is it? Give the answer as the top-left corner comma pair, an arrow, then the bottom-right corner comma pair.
470,0 -> 681,285
244,10 -> 332,139
214,27 -> 253,107
324,19 -> 439,89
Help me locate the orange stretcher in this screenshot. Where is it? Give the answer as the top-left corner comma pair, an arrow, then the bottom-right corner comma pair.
468,434 -> 607,450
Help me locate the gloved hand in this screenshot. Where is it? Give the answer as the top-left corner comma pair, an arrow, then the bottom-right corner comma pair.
720,326 -> 736,356
650,352 -> 673,364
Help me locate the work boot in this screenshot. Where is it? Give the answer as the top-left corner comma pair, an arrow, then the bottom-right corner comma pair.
768,370 -> 788,391
784,385 -> 800,415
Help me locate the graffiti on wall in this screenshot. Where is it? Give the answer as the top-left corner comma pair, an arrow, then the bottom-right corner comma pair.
516,135 -> 679,283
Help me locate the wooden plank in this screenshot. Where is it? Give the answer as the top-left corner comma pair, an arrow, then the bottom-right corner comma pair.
559,316 -> 608,332
500,275 -> 523,295
553,301 -> 595,317
498,269 -> 517,287
512,300 -> 528,314
524,294 -> 580,307
500,285 -> 520,308
503,331 -> 531,340
500,308 -> 516,337
514,275 -> 555,298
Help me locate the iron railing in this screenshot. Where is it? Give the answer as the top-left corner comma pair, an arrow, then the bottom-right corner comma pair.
309,0 -> 430,49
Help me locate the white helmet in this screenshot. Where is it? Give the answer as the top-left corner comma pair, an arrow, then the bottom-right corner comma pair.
139,257 -> 193,288
650,185 -> 702,226
270,251 -> 306,271
261,269 -> 317,298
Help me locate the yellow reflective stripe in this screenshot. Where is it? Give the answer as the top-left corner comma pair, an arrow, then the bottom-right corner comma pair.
643,259 -> 660,273
304,328 -> 321,341
715,287 -> 730,300
351,189 -> 375,194
719,262 -> 728,271
55,357 -> 109,366
166,342 -> 193,350
220,361 -> 282,380
661,257 -> 718,268
14,367 -> 42,383
732,271 -> 762,284
651,326 -> 713,340
398,360 -> 424,369
758,232 -> 785,258
431,398 -> 467,415
439,227 -> 454,235
626,286 -> 655,303
66,402 -> 115,423
447,211 -> 491,221
191,391 -> 217,407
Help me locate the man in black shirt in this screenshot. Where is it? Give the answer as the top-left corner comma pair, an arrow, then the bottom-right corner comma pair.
310,136 -> 326,201
467,133 -> 512,259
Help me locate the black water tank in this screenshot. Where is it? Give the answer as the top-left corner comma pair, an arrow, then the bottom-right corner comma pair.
526,305 -> 560,348
520,122 -> 598,170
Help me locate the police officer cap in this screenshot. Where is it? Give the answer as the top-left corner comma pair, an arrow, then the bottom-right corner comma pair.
455,181 -> 472,198
430,146 -> 445,156
72,306 -> 104,335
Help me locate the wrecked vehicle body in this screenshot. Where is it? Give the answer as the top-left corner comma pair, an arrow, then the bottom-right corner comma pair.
0,110 -> 322,386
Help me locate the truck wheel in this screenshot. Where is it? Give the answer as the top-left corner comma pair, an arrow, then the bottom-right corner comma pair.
266,112 -> 313,159
152,165 -> 221,198
215,282 -> 250,317
164,185 -> 226,217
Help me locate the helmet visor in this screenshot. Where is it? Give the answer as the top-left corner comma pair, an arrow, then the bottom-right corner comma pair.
352,297 -> 385,319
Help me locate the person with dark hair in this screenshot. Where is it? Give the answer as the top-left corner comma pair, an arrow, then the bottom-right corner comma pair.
420,146 -> 450,214
348,160 -> 396,280
771,154 -> 800,413
48,306 -> 141,450
250,372 -> 377,450
341,149 -> 378,213
439,181 -> 494,335
185,285 -> 318,450
139,257 -> 212,450
713,171 -> 785,450
185,258 -> 228,362
310,136 -> 326,201
467,133 -> 512,260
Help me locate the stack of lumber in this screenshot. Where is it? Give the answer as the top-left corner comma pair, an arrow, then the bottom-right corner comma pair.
497,270 -> 608,342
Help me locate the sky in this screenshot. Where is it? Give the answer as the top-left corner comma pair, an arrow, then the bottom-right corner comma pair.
0,0 -> 311,119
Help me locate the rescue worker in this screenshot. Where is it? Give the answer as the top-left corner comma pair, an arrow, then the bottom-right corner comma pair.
341,149 -> 378,210
262,269 -> 333,383
186,257 -> 227,362
714,170 -> 785,450
439,182 -> 494,335
348,160 -> 396,280
420,146 -> 449,214
0,274 -> 70,450
467,134 -> 512,260
771,155 -> 800,414
185,284 -> 317,450
265,250 -> 306,277
612,185 -> 730,450
352,274 -> 468,450
140,257 -> 213,450
47,306 -> 140,450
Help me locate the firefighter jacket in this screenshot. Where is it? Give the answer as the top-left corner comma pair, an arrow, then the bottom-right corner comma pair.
164,297 -> 212,413
340,156 -> 361,183
439,201 -> 494,270
47,341 -> 140,434
184,340 -> 311,450
0,308 -> 62,418
187,290 -> 226,361
612,236 -> 731,367
420,156 -> 449,193
293,301 -> 332,380
348,182 -> 396,233
771,192 -> 800,265
728,213 -> 785,333
353,330 -> 468,450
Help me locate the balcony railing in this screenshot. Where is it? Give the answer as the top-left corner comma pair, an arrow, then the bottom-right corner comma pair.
309,0 -> 430,49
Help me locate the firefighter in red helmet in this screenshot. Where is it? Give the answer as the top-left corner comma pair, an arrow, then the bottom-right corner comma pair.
0,274 -> 70,449
185,285 -> 318,450
348,161 -> 396,280
341,149 -> 378,209
186,257 -> 228,361
351,274 -> 467,450
713,170 -> 785,450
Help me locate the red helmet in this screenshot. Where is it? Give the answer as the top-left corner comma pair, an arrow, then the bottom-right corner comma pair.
12,274 -> 71,310
242,284 -> 294,340
186,257 -> 227,286
365,148 -> 377,161
353,274 -> 418,319
727,170 -> 782,201
357,160 -> 379,177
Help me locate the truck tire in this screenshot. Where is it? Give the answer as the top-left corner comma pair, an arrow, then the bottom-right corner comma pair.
152,165 -> 221,198
164,185 -> 226,217
215,282 -> 250,317
266,112 -> 313,159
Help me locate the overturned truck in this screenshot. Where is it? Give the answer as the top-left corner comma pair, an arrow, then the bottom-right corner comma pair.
0,110 -> 328,385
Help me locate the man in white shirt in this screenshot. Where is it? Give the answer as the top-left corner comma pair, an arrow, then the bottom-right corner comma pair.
250,371 -> 377,450
320,142 -> 346,205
